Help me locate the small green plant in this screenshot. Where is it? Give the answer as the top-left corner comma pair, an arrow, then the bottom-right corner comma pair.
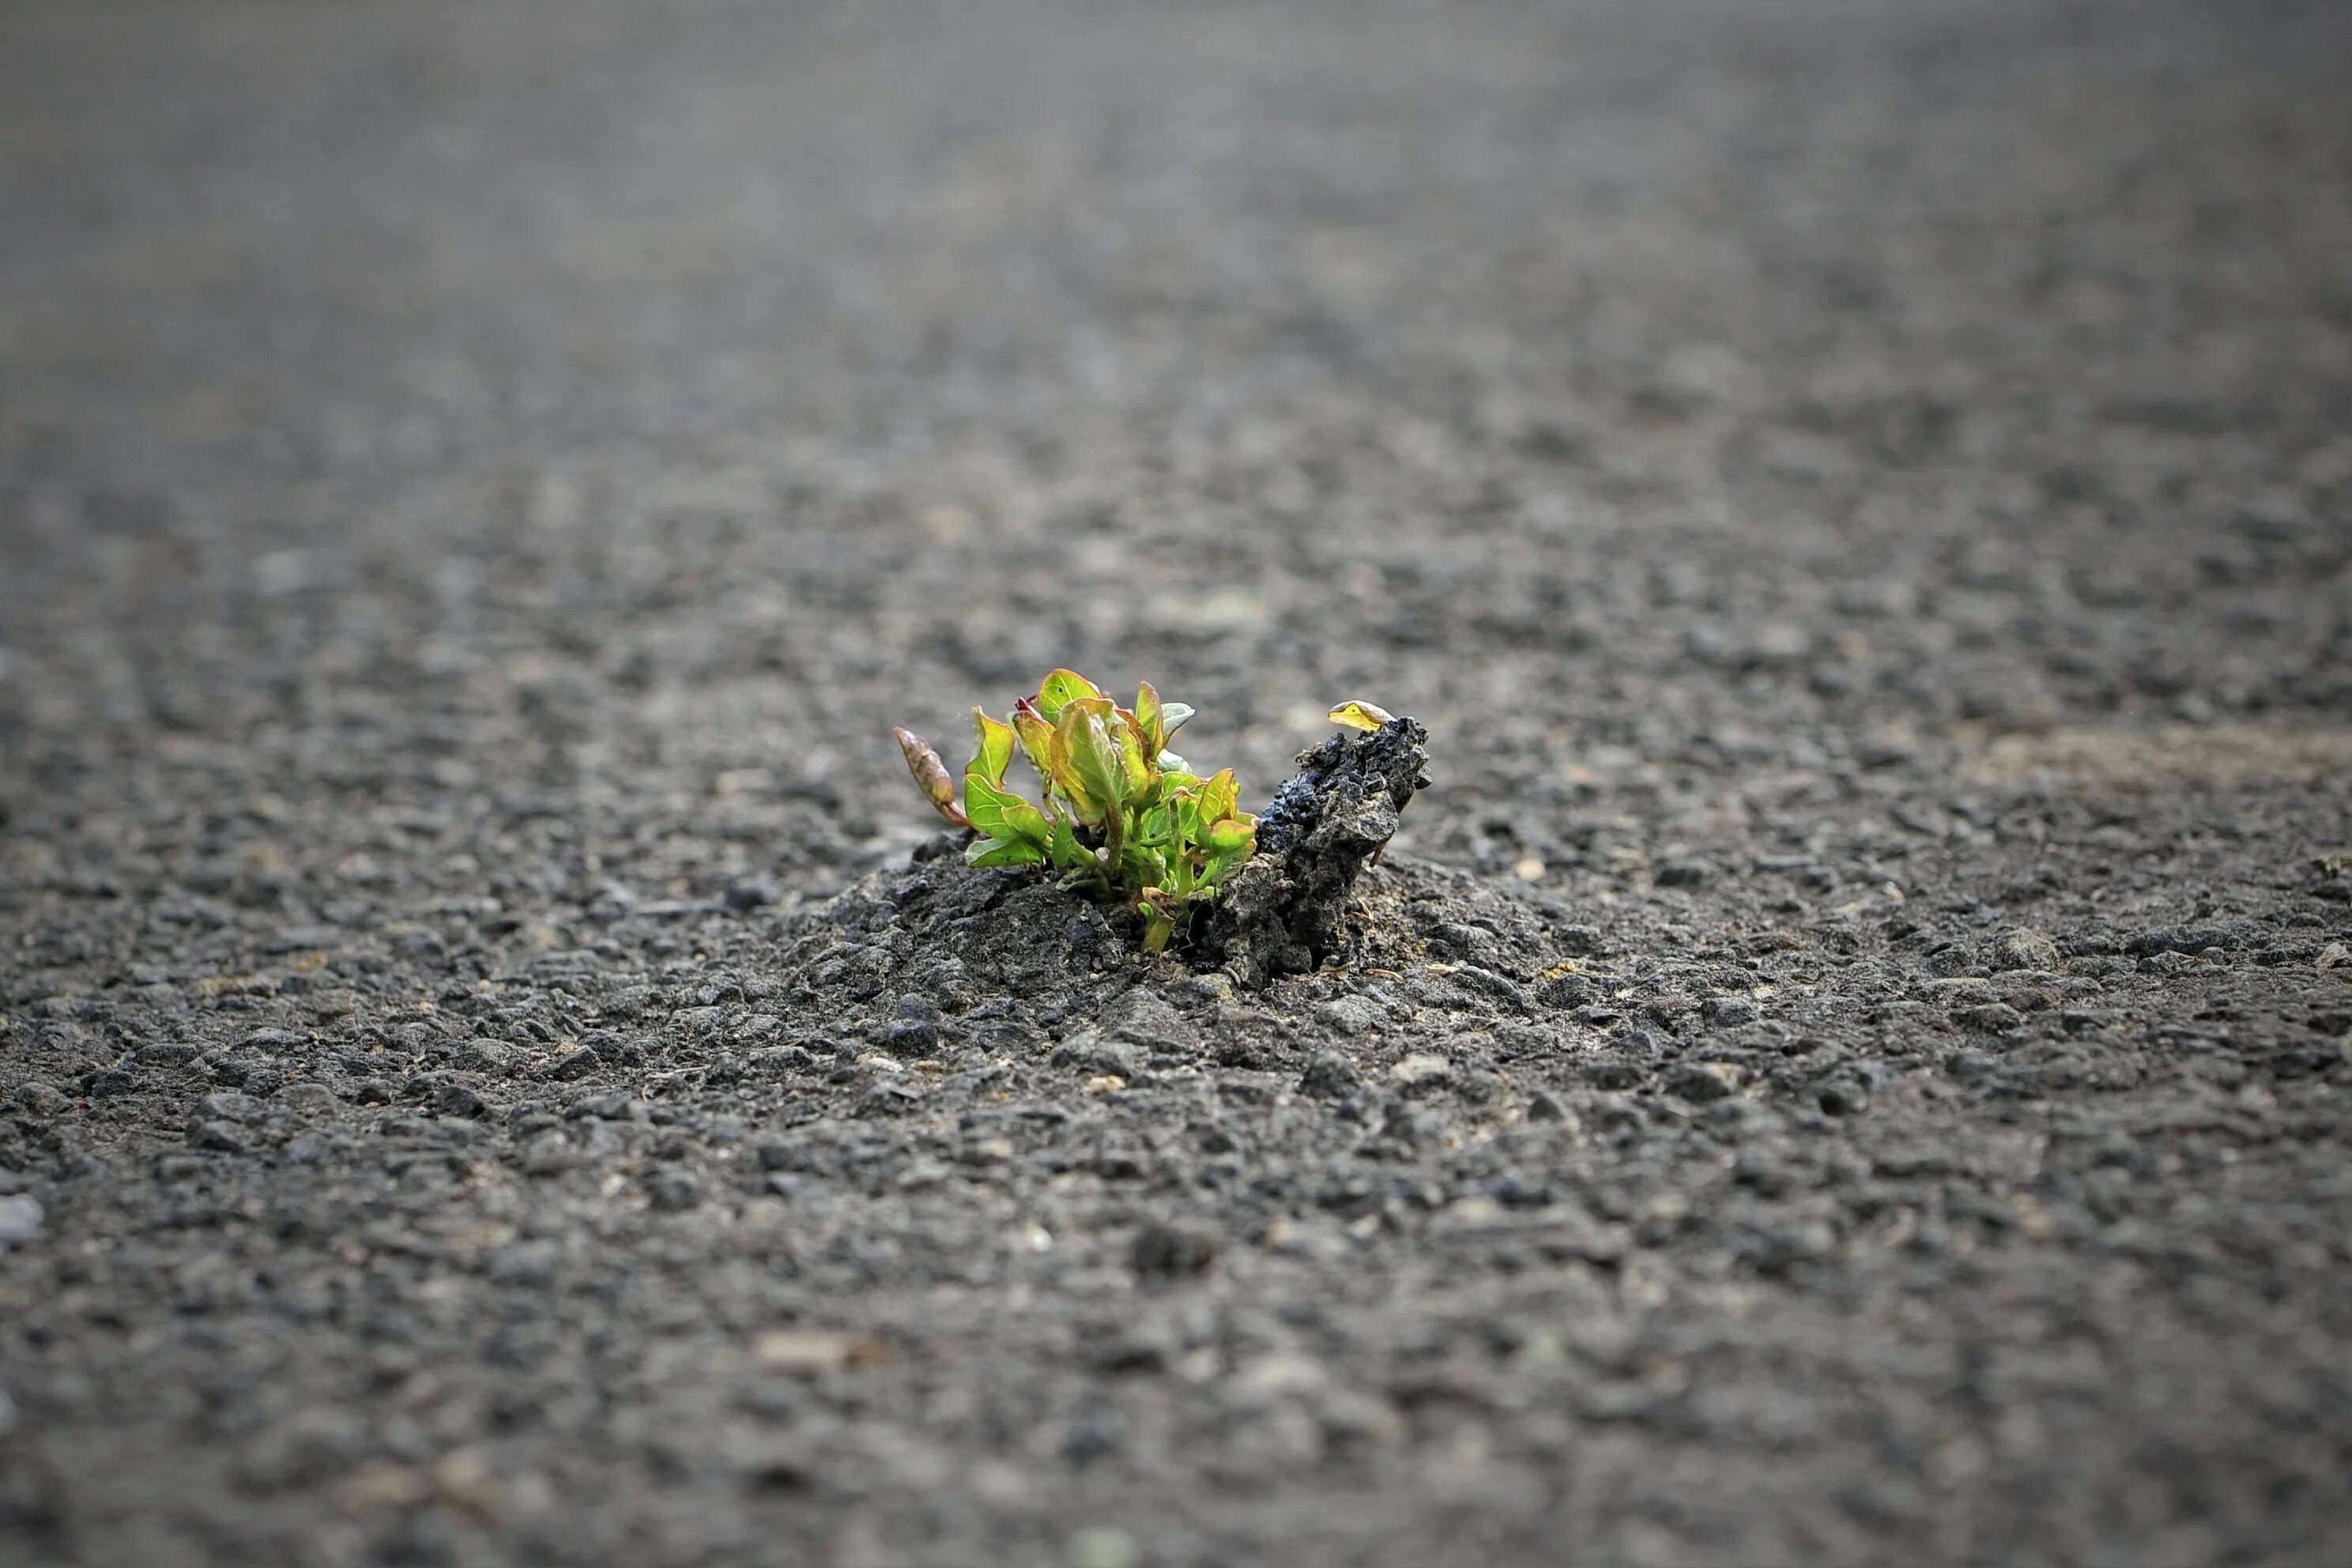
895,670 -> 1258,952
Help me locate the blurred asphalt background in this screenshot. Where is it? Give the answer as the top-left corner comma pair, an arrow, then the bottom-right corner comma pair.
5,2 -> 2352,1565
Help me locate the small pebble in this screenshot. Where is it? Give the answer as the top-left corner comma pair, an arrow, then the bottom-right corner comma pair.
0,1195 -> 44,1244
434,1084 -> 488,1119
1298,1050 -> 1363,1099
1666,1063 -> 1739,1102
1129,1221 -> 1219,1278
1067,1527 -> 1138,1568
11,1082 -> 67,1118
188,1120 -> 247,1153
643,1170 -> 703,1212
1389,1054 -> 1453,1092
548,1046 -> 601,1082
281,1083 -> 340,1115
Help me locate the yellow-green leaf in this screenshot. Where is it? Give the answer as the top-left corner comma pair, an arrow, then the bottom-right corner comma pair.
1134,681 -> 1166,756
1204,815 -> 1255,854
1011,697 -> 1057,779
1199,767 -> 1240,825
1035,669 -> 1102,723
1045,717 -> 1102,824
970,708 -> 1016,788
963,773 -> 1050,846
1058,697 -> 1126,815
1112,710 -> 1154,799
1328,699 -> 1395,732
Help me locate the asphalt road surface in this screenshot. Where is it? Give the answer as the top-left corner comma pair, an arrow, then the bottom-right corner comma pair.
4,2 -> 2350,1564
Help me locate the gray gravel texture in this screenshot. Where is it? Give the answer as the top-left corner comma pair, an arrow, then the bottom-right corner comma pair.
6,1 -> 2352,1564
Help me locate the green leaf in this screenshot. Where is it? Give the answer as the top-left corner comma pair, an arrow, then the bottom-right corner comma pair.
963,773 -> 1050,846
969,708 -> 1016,788
1046,818 -> 1090,874
1057,697 -> 1126,816
1046,716 -> 1103,825
1137,890 -> 1178,953
1120,843 -> 1168,891
1008,801 -> 1052,845
1204,815 -> 1255,854
1112,709 -> 1154,800
967,836 -> 1046,868
1172,791 -> 1200,846
924,669 -> 1267,935
1199,767 -> 1240,825
1035,669 -> 1102,723
1011,698 -> 1057,781
1198,805 -> 1256,891
1134,681 -> 1166,756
